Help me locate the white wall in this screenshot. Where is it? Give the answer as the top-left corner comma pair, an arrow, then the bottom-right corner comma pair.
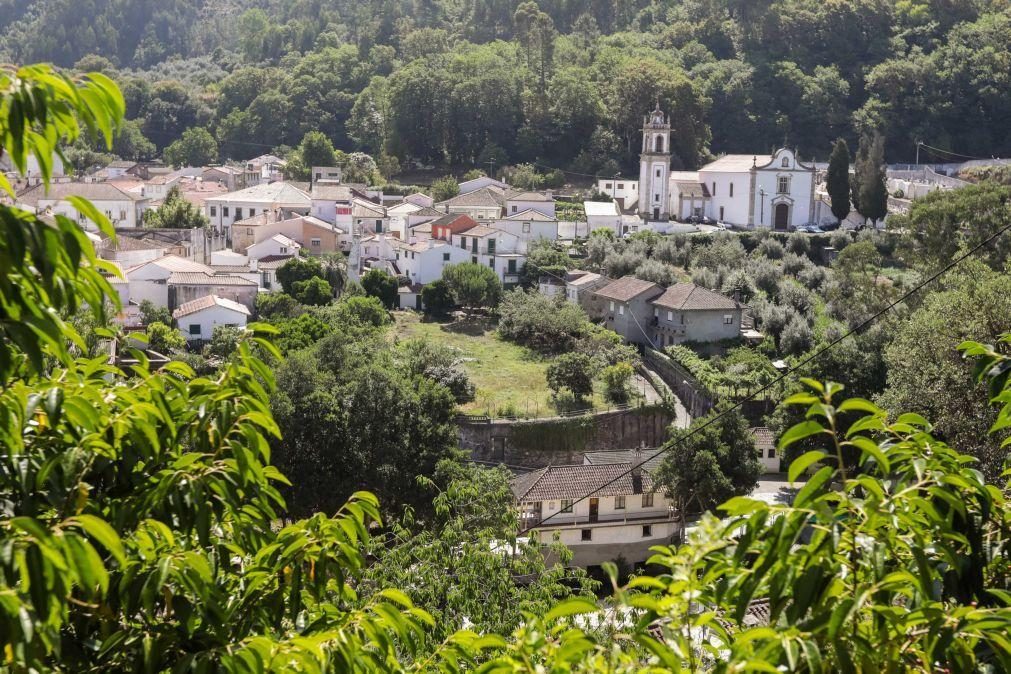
505,199 -> 555,218
493,219 -> 558,253
247,237 -> 299,260
39,198 -> 147,230
596,179 -> 638,205
177,305 -> 248,341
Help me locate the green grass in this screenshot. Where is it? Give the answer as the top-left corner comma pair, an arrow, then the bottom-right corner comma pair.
392,312 -> 610,417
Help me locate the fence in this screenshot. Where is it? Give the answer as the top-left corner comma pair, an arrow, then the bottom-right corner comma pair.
643,348 -> 714,419
456,401 -> 639,425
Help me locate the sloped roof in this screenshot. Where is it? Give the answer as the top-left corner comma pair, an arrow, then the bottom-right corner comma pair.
511,463 -> 654,501
583,201 -> 618,217
503,208 -> 556,221
311,183 -> 353,201
167,272 -> 257,286
17,181 -> 147,207
459,224 -> 507,238
205,182 -> 310,206
505,189 -> 554,202
673,181 -> 710,198
750,427 -> 775,454
438,186 -> 506,209
411,206 -> 445,217
172,294 -> 251,318
352,200 -> 386,217
701,154 -> 774,172
98,235 -> 168,252
582,449 -> 664,472
257,255 -> 296,270
126,255 -> 212,275
567,271 -> 604,287
650,282 -> 741,311
594,276 -> 662,302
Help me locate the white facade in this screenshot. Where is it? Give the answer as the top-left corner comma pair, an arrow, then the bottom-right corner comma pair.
204,183 -> 311,240
458,175 -> 508,195
584,201 -> 622,234
173,296 -> 250,341
246,234 -> 301,260
505,193 -> 555,219
124,256 -> 214,308
596,178 -> 638,209
392,240 -> 470,285
492,211 -> 558,253
638,106 -> 671,222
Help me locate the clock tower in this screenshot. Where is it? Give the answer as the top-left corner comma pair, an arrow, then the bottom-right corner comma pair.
638,102 -> 671,222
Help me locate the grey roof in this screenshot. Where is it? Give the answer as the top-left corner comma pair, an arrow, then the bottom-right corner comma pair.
438,187 -> 506,209
594,276 -> 663,302
205,182 -> 310,206
511,463 -> 654,501
650,283 -> 741,311
167,272 -> 257,286
505,189 -> 554,202
503,208 -> 556,221
311,183 -> 353,201
18,181 -> 146,206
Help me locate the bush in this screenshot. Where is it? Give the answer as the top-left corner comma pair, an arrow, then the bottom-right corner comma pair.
779,281 -> 814,315
785,232 -> 810,256
277,257 -> 325,295
755,238 -> 785,260
256,292 -> 304,319
653,235 -> 692,267
781,252 -> 811,277
498,289 -> 590,353
442,262 -> 502,309
546,352 -> 594,400
361,269 -> 399,309
139,299 -> 172,327
604,249 -> 645,278
292,276 -> 334,306
780,312 -> 814,355
146,321 -> 186,353
601,362 -> 634,403
798,265 -> 828,291
757,302 -> 795,342
749,258 -> 783,297
634,259 -> 679,286
829,229 -> 852,252
202,325 -> 242,360
693,234 -> 746,269
575,325 -> 640,367
722,269 -> 757,303
401,340 -> 475,404
335,295 -> 390,327
691,267 -> 720,289
421,279 -> 455,316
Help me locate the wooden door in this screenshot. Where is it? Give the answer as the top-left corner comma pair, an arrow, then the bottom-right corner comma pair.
589,498 -> 599,523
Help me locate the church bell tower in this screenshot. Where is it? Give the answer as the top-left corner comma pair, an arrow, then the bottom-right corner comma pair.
638,101 -> 671,222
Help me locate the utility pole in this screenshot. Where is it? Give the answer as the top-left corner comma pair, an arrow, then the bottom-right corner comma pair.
484,159 -> 497,179
915,140 -> 921,166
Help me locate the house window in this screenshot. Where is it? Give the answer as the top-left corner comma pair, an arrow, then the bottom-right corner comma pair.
488,259 -> 495,269
642,493 -> 654,508
247,228 -> 253,235
487,239 -> 496,255
522,222 -> 531,233
560,499 -> 572,513
223,206 -> 230,217
719,206 -> 724,221
315,172 -> 321,180
656,169 -> 661,178
512,205 -> 518,213
618,183 -> 624,189
653,307 -> 659,317
605,183 -> 613,190
767,447 -> 777,459
210,206 -> 217,217
782,157 -> 790,168
580,529 -> 592,541
615,495 -> 625,509
459,237 -> 466,250
724,314 -> 734,325
609,301 -> 615,312
681,313 -> 685,324
311,238 -> 321,247
376,220 -> 383,233
280,246 -> 288,254
443,252 -> 450,262
654,194 -> 659,201
712,182 -> 716,196
188,324 -> 200,335
117,209 -> 127,220
507,259 -> 517,273
472,256 -> 478,264
729,183 -> 734,197
618,305 -> 624,315
235,208 -> 242,219
667,311 -> 673,321
778,176 -> 789,194
642,525 -> 653,537
471,238 -> 478,253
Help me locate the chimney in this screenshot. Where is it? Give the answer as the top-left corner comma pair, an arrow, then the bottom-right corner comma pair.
631,443 -> 644,494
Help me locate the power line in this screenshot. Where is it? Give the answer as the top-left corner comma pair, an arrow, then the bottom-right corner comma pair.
526,219 -> 1011,531
917,142 -> 996,162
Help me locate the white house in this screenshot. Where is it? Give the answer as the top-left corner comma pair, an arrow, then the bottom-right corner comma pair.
450,225 -> 524,285
751,427 -> 781,473
504,190 -> 556,218
595,178 -> 638,211
565,270 -> 608,317
584,201 -> 622,235
204,182 -> 311,239
310,183 -> 353,227
437,186 -> 505,221
124,255 -> 216,308
512,455 -> 675,567
17,181 -> 150,229
390,238 -> 470,285
493,209 -> 558,252
403,192 -> 434,208
458,175 -> 508,195
245,154 -> 286,183
311,166 -> 342,183
693,149 -> 816,230
352,199 -> 390,235
172,295 -> 250,342
246,234 -> 301,261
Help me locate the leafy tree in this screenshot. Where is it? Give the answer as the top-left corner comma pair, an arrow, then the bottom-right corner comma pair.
138,299 -> 172,326
142,185 -> 209,229
299,130 -> 338,171
162,126 -> 218,167
654,403 -> 761,541
255,291 -> 303,320
430,175 -> 460,202
826,239 -> 893,325
276,256 -> 325,295
110,118 -> 155,160
146,320 -> 186,353
334,295 -> 390,327
854,133 -> 888,226
497,289 -> 589,353
779,312 -> 813,355
202,324 -> 242,359
546,352 -> 594,400
518,239 -> 572,287
601,361 -> 633,403
361,268 -> 398,309
826,138 -> 851,223
421,279 -> 455,315
442,262 -> 502,309
292,276 -> 333,306
400,340 -> 475,404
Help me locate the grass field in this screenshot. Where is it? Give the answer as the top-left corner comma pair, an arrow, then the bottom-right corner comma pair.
392,312 -> 610,416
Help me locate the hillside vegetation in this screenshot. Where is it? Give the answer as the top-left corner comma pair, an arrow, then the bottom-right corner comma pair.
2,0 -> 1009,171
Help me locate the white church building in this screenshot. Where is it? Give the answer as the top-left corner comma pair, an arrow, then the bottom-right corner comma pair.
596,106 -> 817,231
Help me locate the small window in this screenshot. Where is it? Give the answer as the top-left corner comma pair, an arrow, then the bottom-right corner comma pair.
667,311 -> 673,321
507,259 -> 517,273
605,183 -> 612,189
642,493 -> 654,508
280,246 -> 288,254
310,238 -> 321,247
522,222 -> 531,233
580,529 -> 592,541
223,207 -> 229,217
618,183 -> 624,189
459,237 -> 466,250
488,259 -> 495,269
235,208 -> 242,219
609,301 -> 615,311
778,176 -> 789,194
443,252 -> 450,262
210,206 -> 217,217
724,314 -> 734,325
768,447 -> 776,459
618,305 -> 624,315
782,157 -> 790,168
246,228 -> 253,235
511,205 -> 517,213
472,256 -> 477,264
615,495 -> 625,509
119,210 -> 127,221
315,172 -> 321,179
560,499 -> 573,513
653,307 -> 659,317
656,169 -> 661,178
729,183 -> 734,198
712,182 -> 716,196
188,324 -> 200,335
654,194 -> 659,201
642,525 -> 652,537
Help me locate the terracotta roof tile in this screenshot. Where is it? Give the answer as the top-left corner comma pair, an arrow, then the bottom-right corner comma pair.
594,276 -> 662,302
511,463 -> 654,501
650,283 -> 741,311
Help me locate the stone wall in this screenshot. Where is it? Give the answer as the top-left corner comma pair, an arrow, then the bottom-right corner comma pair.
462,405 -> 672,468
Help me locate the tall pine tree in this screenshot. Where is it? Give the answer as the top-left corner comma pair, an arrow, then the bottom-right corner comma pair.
827,138 -> 851,224
855,133 -> 888,227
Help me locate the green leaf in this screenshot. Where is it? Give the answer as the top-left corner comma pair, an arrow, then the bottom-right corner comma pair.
544,598 -> 598,622
789,450 -> 827,483
779,420 -> 826,451
69,514 -> 126,566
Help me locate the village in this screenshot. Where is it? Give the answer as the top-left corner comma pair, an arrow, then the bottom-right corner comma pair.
0,104 -> 981,570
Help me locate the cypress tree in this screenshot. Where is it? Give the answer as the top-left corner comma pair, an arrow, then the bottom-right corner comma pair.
827,139 -> 851,224
856,134 -> 888,227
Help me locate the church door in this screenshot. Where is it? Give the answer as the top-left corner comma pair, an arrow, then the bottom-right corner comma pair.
774,203 -> 789,230
653,207 -> 660,221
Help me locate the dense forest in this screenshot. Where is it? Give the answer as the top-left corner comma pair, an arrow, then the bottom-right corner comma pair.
2,0 -> 1010,173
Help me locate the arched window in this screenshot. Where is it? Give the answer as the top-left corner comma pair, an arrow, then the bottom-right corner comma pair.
655,135 -> 664,153
781,157 -> 790,168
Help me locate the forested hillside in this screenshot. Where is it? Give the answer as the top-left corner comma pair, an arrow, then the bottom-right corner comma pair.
3,0 -> 1009,170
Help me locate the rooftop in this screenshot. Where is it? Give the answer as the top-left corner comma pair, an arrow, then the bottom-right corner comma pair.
511,463 -> 655,502
701,154 -> 775,173
172,294 -> 251,318
503,208 -> 556,221
505,189 -> 554,202
650,282 -> 742,311
311,183 -> 353,201
583,201 -> 619,217
167,272 -> 258,286
438,186 -> 506,209
594,276 -> 662,302
205,182 -> 310,206
18,181 -> 148,207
